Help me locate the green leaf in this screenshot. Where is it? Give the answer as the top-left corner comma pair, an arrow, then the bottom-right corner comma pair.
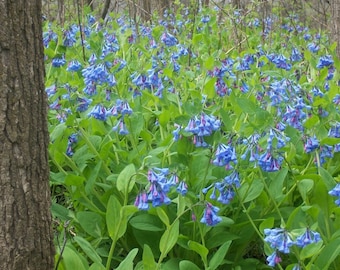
320,137 -> 340,145
208,241 -> 232,270
106,195 -> 122,239
117,163 -> 136,195
304,115 -> 319,129
204,56 -> 215,70
318,167 -> 336,190
115,248 -> 138,270
159,220 -> 179,257
74,236 -> 103,265
89,262 -> 106,270
300,240 -> 323,260
315,237 -> 340,268
203,78 -> 217,99
179,260 -> 201,270
238,181 -> 264,203
236,98 -> 257,114
259,217 -> 275,234
50,123 -> 66,141
51,202 -> 70,221
77,211 -> 104,238
85,161 -> 102,195
142,244 -> 157,270
60,245 -> 88,270
117,205 -> 138,239
188,240 -> 209,266
156,207 -> 170,227
298,179 -> 314,202
129,213 -> 165,231
268,168 -> 288,201
64,174 -> 86,186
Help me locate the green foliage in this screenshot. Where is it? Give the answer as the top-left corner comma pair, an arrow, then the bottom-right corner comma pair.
46,3 -> 340,270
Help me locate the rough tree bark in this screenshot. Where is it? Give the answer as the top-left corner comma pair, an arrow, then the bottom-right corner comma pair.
330,0 -> 340,58
0,0 -> 54,269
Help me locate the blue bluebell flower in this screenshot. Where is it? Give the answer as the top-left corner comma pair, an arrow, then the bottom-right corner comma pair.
316,55 -> 333,69
311,87 -> 324,97
101,33 -> 120,58
215,78 -> 231,97
88,105 -> 107,121
264,228 -> 294,254
63,28 -> 77,47
134,192 -> 149,210
147,174 -> 171,207
43,29 -> 58,48
176,181 -> 188,195
329,184 -> 340,206
212,143 -> 237,169
161,32 -> 178,47
304,136 -> 319,153
200,203 -> 222,226
45,85 -> 57,97
201,15 -> 210,23
268,53 -> 292,70
266,251 -> 282,267
112,118 -> 129,135
258,151 -> 283,172
304,33 -> 311,40
52,55 -> 66,67
319,144 -> 333,164
236,54 -> 255,71
49,99 -> 61,110
295,229 -> 321,247
67,60 -> 82,72
76,97 -> 92,112
83,83 -> 97,96
172,124 -> 182,141
66,133 -> 78,157
292,264 -> 301,270
307,43 -> 320,53
333,94 -> 340,105
291,47 -> 303,62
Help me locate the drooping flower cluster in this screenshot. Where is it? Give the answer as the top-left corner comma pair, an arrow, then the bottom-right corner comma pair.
264,228 -> 321,267
135,168 -> 187,210
200,202 -> 222,226
184,113 -> 221,147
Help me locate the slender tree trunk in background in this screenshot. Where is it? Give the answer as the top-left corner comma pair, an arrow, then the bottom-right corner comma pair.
331,0 -> 340,58
0,0 -> 54,269
57,0 -> 65,25
101,0 -> 111,20
141,0 -> 151,22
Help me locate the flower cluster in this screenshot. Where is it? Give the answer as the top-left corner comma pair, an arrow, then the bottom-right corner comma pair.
135,168 -> 187,210
264,228 -> 321,267
200,202 -> 222,226
184,113 -> 221,147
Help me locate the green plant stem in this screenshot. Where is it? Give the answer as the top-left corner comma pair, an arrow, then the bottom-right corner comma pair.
236,188 -> 284,270
106,238 -> 117,270
258,169 -> 285,226
156,202 -> 202,269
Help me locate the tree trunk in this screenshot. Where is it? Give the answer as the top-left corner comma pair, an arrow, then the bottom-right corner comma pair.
101,0 -> 111,20
57,0 -> 65,26
0,0 -> 54,269
331,0 -> 340,58
141,0 -> 152,22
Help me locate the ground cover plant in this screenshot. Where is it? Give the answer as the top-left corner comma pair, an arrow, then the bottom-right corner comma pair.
45,3 -> 340,270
